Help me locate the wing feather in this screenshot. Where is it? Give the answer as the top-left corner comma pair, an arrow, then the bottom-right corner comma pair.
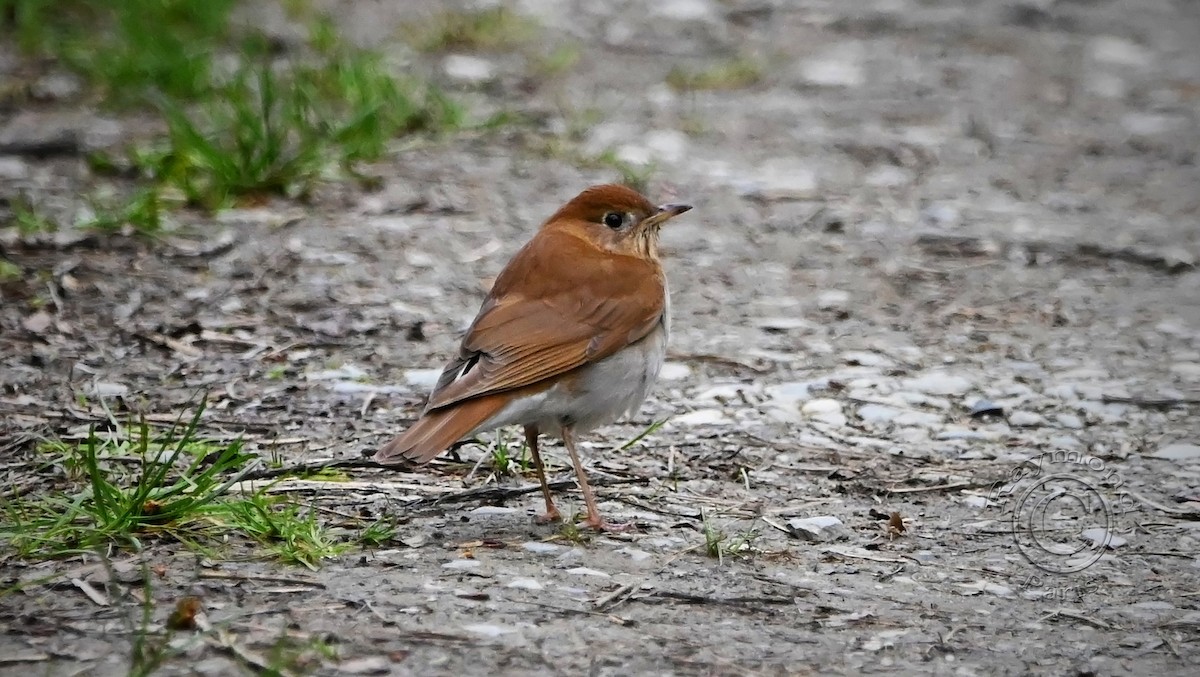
424,229 -> 664,411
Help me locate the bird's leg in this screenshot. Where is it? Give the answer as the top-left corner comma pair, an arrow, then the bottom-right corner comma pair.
561,426 -> 634,532
525,425 -> 561,523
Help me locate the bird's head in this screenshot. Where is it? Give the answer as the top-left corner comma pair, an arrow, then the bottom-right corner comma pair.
543,184 -> 692,260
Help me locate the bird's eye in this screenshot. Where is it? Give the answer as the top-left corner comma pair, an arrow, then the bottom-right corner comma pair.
603,212 -> 624,229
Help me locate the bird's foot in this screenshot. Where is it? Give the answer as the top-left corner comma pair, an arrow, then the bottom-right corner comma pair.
535,508 -> 563,524
581,514 -> 637,533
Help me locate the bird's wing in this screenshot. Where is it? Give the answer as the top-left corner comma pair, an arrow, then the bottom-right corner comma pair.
424,230 -> 665,411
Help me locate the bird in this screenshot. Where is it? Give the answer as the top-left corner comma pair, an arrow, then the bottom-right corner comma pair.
375,184 -> 692,531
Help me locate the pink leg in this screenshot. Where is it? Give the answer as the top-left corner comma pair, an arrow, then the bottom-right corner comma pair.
561,427 -> 634,532
525,425 -> 561,524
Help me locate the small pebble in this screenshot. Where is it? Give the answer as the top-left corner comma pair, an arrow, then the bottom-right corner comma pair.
521,541 -> 562,555
443,55 -> 495,84
442,559 -> 481,570
506,577 -> 544,591
786,516 -> 847,542
905,372 -> 972,396
470,506 -> 518,516
673,409 -> 733,426
1007,411 -> 1045,427
969,399 -> 1005,418
462,623 -> 516,638
565,567 -> 611,578
1151,443 -> 1200,462
1056,413 -> 1084,429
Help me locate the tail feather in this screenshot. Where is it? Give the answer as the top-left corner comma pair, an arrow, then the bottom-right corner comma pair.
374,396 -> 508,465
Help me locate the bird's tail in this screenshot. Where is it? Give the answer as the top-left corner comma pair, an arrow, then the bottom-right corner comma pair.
374,396 -> 508,465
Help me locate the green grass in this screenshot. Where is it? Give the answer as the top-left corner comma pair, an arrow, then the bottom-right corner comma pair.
0,259 -> 22,283
214,494 -> 351,570
403,7 -> 540,52
666,57 -> 763,93
1,1 -> 471,234
700,510 -> 760,565
0,402 -> 370,571
2,0 -> 240,106
1,410 -> 256,559
487,428 -> 529,478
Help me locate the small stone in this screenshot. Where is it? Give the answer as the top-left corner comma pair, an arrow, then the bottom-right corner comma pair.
786,516 -> 847,542
692,384 -> 746,403
1089,36 -> 1154,68
892,410 -> 944,428
800,44 -> 865,87
1151,443 -> 1200,463
1171,363 -> 1200,381
756,316 -> 816,332
961,496 -> 990,509
31,72 -> 83,100
969,399 -> 1005,418
858,404 -> 901,424
521,541 -> 563,555
904,372 -> 972,396
673,409 -> 733,426
443,55 -> 495,84
616,547 -> 653,563
442,559 -> 481,570
842,351 -> 889,367
308,365 -> 368,381
506,577 -> 543,590
658,362 -> 692,381
956,580 -> 1012,597
462,623 -> 516,637
87,382 -> 129,397
565,567 -> 610,578
864,166 -> 912,187
22,311 -> 52,334
641,129 -> 689,164
741,158 -> 819,200
649,0 -> 717,21
936,429 -> 1003,441
816,290 -> 851,311
801,398 -> 841,415
403,368 -> 441,389
1080,528 -> 1128,549
337,657 -> 392,675
802,398 -> 847,427
920,203 -> 960,228
0,156 -> 29,180
764,381 -> 816,405
470,506 -> 518,516
1122,113 -> 1181,137
1007,411 -> 1045,427
1056,413 -> 1084,429
400,534 -> 428,548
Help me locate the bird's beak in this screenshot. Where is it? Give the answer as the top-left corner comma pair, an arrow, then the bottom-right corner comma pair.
643,202 -> 692,229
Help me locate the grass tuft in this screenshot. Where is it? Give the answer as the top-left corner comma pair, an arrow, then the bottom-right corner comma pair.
0,401 -> 371,571
700,509 -> 760,565
2,0 -> 240,106
404,7 -> 540,53
666,57 -> 763,93
1,0 -> 472,232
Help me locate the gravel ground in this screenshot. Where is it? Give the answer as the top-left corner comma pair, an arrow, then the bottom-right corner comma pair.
2,0 -> 1199,675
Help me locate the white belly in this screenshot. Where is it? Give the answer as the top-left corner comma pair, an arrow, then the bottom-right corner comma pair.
471,298 -> 670,438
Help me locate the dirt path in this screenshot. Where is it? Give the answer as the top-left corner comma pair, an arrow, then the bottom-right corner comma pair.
2,0 -> 1199,675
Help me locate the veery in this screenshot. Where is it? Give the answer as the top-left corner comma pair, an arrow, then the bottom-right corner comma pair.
375,184 -> 692,530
